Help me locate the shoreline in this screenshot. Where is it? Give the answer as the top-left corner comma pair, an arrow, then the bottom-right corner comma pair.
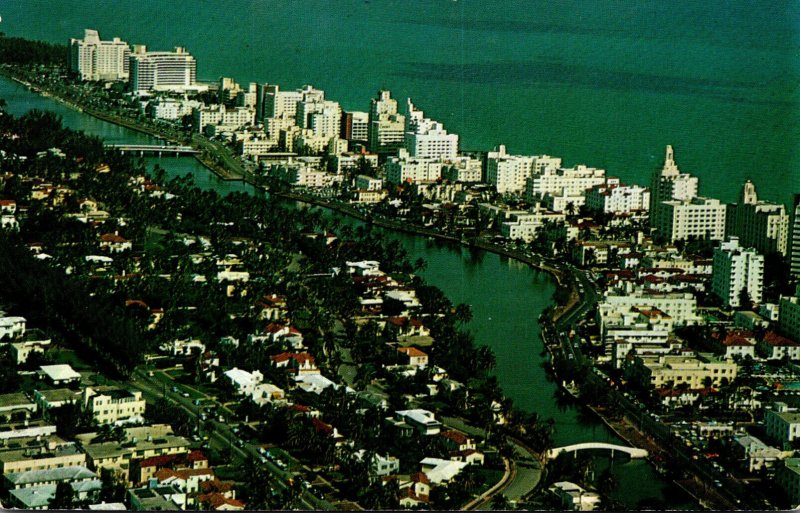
4,67 -> 698,507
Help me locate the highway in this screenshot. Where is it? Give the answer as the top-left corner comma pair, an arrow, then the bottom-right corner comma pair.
130,368 -> 333,510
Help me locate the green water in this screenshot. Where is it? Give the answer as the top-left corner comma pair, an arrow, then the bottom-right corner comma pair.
4,0 -> 799,206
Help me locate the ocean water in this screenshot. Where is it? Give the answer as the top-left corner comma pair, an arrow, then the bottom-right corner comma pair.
3,0 -> 798,206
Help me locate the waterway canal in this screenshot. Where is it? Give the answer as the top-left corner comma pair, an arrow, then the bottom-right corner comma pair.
0,77 -> 695,509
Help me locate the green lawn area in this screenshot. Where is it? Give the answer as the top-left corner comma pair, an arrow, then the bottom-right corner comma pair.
50,348 -> 94,371
474,467 -> 505,495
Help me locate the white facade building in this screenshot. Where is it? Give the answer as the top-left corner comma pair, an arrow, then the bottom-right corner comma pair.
368,90 -> 406,154
192,105 -> 254,133
69,29 -> 130,81
404,99 -> 458,160
485,145 -> 561,194
526,165 -> 606,200
385,149 -> 442,184
711,237 -> 764,308
129,45 -> 197,93
585,183 -> 650,214
657,197 -> 727,242
650,145 -> 699,233
727,180 -> 790,257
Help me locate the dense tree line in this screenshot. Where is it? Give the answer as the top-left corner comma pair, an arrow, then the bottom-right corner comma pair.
0,34 -> 68,67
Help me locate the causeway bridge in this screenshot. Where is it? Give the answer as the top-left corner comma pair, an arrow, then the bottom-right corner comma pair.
104,144 -> 199,156
546,442 -> 648,460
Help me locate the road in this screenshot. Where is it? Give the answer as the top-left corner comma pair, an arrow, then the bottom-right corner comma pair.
130,368 -> 334,510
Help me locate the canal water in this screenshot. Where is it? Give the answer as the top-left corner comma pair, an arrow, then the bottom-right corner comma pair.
0,77 -> 695,509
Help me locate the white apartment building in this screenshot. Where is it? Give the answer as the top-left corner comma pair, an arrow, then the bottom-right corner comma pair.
341,111 -> 369,142
146,98 -> 202,121
727,180 -> 790,256
368,90 -> 406,154
485,145 -> 562,194
356,175 -> 383,191
192,105 -> 254,133
499,203 -> 566,242
650,145 -> 699,231
258,84 -> 304,121
129,46 -> 197,93
598,290 -> 702,326
69,29 -> 130,81
585,183 -> 650,214
82,387 -> 146,426
628,353 -> 737,390
657,197 -> 727,242
385,149 -> 442,184
711,237 -> 764,308
404,99 -> 458,160
297,99 -> 342,140
442,155 -> 483,183
239,136 -> 278,157
526,164 -> 606,201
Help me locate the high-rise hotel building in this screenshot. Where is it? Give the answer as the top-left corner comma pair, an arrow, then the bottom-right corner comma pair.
649,145 -> 699,232
129,45 -> 196,94
69,29 -> 130,81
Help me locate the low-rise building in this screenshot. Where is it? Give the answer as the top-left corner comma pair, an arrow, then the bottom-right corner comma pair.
765,404 -> 800,447
393,409 -> 441,435
39,364 -> 81,386
82,387 -> 146,425
731,434 -> 786,473
626,353 -> 737,390
548,481 -> 601,511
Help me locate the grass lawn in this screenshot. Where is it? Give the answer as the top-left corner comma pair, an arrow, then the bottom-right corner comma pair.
50,348 -> 93,371
475,467 -> 505,495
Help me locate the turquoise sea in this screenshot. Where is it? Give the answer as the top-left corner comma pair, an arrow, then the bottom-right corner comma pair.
3,0 -> 798,205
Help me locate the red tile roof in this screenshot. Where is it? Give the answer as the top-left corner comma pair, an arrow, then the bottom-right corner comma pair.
763,331 -> 799,347
440,430 -> 469,445
398,347 -> 428,358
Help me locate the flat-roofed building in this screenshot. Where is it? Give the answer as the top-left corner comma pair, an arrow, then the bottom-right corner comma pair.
130,45 -> 197,94
82,387 -> 146,425
0,438 -> 86,474
77,424 -> 191,481
69,29 -> 130,81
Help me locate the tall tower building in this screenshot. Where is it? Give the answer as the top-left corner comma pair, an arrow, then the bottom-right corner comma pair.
69,29 -> 130,81
404,99 -> 458,161
649,145 -> 699,234
712,237 -> 764,308
791,195 -> 800,278
368,90 -> 406,155
129,45 -> 196,94
726,180 -> 790,256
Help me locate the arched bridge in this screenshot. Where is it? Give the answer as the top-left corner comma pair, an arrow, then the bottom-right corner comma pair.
104,144 -> 199,156
547,442 -> 648,460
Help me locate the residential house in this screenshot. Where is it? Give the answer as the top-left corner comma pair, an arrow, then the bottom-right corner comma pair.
758,331 -> 800,361
128,483 -> 187,511
254,294 -> 289,321
160,338 -> 206,357
392,410 -> 441,435
419,457 -> 468,484
130,450 -> 209,486
99,232 -> 132,253
397,347 -> 428,367
270,352 -> 318,374
34,388 -> 81,413
39,364 -> 81,386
